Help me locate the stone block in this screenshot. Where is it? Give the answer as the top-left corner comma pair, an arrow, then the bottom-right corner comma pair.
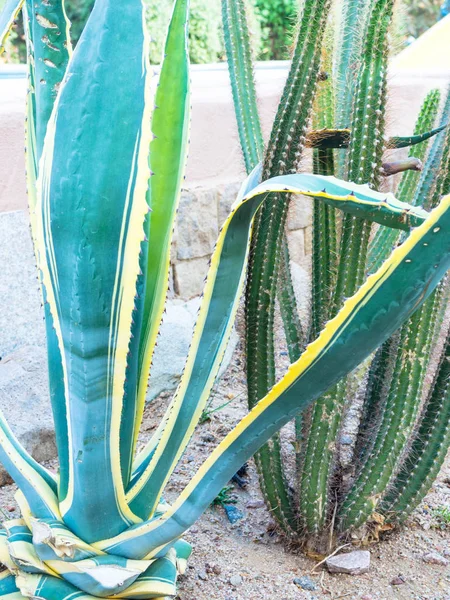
0,346 -> 56,485
304,225 -> 312,256
287,197 -> 312,230
287,229 -> 305,265
217,181 -> 242,226
173,256 -> 210,299
289,262 -> 311,325
176,188 -> 219,260
0,211 -> 45,357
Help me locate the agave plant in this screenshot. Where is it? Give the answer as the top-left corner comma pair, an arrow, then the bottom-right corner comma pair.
222,0 -> 450,552
0,0 -> 449,598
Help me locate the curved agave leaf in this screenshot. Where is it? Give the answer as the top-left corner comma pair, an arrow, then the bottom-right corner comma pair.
14,550 -> 179,599
35,0 -> 153,542
0,570 -> 21,599
15,572 -> 99,600
128,163 -> 263,493
0,412 -> 59,520
0,0 -> 23,53
99,194 -> 450,560
3,519 -> 55,576
8,527 -> 180,599
126,170 -> 430,520
22,0 -> 72,511
119,0 -> 191,486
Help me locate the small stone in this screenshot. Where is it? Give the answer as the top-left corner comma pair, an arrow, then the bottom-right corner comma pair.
205,563 -> 221,576
246,500 -> 265,509
391,575 -> 406,586
361,595 -> 374,600
422,551 -> 448,566
340,434 -> 353,445
198,571 -> 208,581
293,576 -> 317,591
6,506 -> 15,513
229,574 -> 243,587
224,504 -> 244,524
326,550 -> 371,575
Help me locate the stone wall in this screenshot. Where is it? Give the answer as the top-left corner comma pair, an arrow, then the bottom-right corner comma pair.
172,182 -> 312,298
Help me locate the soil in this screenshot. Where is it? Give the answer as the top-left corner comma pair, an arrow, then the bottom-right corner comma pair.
1,341 -> 450,600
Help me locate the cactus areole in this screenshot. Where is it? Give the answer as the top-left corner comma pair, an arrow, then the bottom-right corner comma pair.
0,0 -> 449,598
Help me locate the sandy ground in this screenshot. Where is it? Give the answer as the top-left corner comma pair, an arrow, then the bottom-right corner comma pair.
1,342 -> 450,600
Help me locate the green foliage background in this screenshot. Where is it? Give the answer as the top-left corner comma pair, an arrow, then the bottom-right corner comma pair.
66,0 -> 230,64
0,1 -> 445,66
253,0 -> 298,59
402,0 -> 442,38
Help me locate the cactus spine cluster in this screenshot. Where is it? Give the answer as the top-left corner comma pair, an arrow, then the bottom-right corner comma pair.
223,0 -> 450,552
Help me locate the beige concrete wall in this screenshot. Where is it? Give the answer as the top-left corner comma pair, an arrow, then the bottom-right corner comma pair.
1,63 -> 449,298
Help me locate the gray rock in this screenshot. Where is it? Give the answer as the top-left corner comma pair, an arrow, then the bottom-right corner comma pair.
293,576 -> 317,591
287,197 -> 312,230
217,182 -> 242,226
326,550 -> 371,575
340,434 -> 353,445
0,211 -> 45,357
173,255 -> 210,299
229,574 -> 242,587
0,346 -> 56,484
422,551 -> 448,566
290,262 -> 311,324
198,570 -> 208,581
287,229 -> 306,265
246,499 -> 265,509
176,188 -> 219,260
148,297 -> 239,400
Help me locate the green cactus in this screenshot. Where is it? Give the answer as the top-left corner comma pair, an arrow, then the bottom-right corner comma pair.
223,0 -> 450,554
0,0 -> 449,597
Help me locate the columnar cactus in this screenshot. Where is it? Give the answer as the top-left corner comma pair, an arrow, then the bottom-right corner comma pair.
0,1 -> 449,598
223,0 -> 450,553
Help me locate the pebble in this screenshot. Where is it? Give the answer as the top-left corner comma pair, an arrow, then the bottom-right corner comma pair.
422,551 -> 449,565
224,504 -> 244,524
326,550 -> 371,575
205,563 -> 221,575
229,574 -> 243,587
391,575 -> 406,586
293,576 -> 317,591
246,500 -> 265,509
198,570 -> 208,581
340,434 -> 353,445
